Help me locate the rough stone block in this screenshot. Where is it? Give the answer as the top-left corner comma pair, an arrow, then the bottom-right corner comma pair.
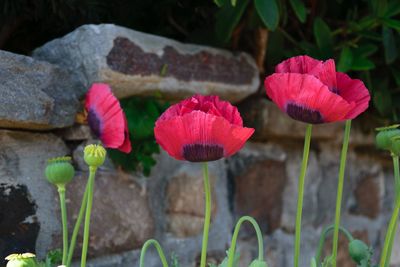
0,50 -> 83,130
0,130 -> 69,262
33,24 -> 259,103
63,170 -> 154,258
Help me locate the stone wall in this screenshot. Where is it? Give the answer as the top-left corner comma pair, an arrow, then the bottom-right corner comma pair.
0,24 -> 398,267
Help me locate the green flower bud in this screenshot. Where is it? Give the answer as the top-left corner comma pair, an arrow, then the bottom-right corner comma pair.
84,144 -> 106,167
5,253 -> 37,267
45,157 -> 74,186
375,125 -> 400,151
348,239 -> 369,265
249,260 -> 268,267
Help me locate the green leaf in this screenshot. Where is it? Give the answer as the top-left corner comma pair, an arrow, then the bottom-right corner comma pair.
383,18 -> 400,31
214,0 -> 227,7
231,0 -> 237,6
289,0 -> 306,23
370,0 -> 388,17
385,0 -> 400,17
337,47 -> 353,72
254,0 -> 279,30
374,88 -> 392,116
215,0 -> 251,44
350,57 -> 376,71
382,26 -> 398,64
353,44 -> 378,57
313,17 -> 333,58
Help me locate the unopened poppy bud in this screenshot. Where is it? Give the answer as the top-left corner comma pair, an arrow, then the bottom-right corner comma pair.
248,259 -> 268,267
348,239 -> 369,264
5,253 -> 37,267
84,144 -> 106,167
376,125 -> 400,151
45,157 -> 74,187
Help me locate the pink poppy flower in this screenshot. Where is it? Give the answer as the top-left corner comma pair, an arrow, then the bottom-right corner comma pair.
154,95 -> 254,162
264,55 -> 370,124
85,83 -> 131,153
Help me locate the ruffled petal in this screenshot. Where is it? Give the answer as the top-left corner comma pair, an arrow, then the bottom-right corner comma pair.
116,115 -> 132,153
154,111 -> 253,161
265,73 -> 354,123
157,94 -> 243,126
275,55 -> 323,74
85,83 -> 126,149
336,72 -> 370,119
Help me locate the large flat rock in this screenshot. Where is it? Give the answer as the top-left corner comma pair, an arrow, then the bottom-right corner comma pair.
0,50 -> 83,130
33,24 -> 259,102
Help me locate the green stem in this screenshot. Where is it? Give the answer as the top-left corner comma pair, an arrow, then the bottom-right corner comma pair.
227,216 -> 264,267
294,124 -> 313,267
80,166 -> 97,267
315,225 -> 354,265
66,182 -> 89,267
331,120 -> 352,267
380,195 -> 400,267
58,185 -> 69,265
385,155 -> 400,265
200,162 -> 211,267
139,239 -> 169,267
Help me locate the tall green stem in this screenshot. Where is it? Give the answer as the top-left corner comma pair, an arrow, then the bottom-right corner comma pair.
58,185 -> 69,265
315,224 -> 353,265
385,155 -> 400,265
227,216 -> 264,267
200,162 -> 211,267
380,195 -> 400,267
139,239 -> 169,267
294,124 -> 313,267
80,166 -> 97,267
66,182 -> 89,267
331,120 -> 352,267
380,155 -> 400,267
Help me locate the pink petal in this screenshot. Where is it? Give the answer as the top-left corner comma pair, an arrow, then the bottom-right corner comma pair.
336,72 -> 370,119
265,73 -> 354,123
154,111 -> 253,161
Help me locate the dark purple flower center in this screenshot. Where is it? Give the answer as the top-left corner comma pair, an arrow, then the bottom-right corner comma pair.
183,144 -> 224,162
330,87 -> 340,95
286,103 -> 324,124
87,109 -> 102,137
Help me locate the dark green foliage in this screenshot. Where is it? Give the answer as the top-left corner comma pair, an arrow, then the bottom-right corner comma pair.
213,0 -> 400,121
107,97 -> 169,176
37,249 -> 62,267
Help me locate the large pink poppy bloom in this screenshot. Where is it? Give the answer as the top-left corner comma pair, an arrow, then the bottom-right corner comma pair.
85,83 -> 131,153
154,95 -> 254,162
264,55 -> 370,124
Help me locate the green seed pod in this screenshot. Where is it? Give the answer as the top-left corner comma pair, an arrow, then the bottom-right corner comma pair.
248,260 -> 268,267
391,136 -> 400,156
5,253 -> 38,267
348,239 -> 369,265
84,144 -> 106,167
45,157 -> 74,186
375,125 -> 400,151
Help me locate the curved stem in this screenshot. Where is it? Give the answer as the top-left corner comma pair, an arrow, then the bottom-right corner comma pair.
380,195 -> 400,267
58,185 -> 69,265
332,120 -> 352,267
139,239 -> 169,267
80,166 -> 97,267
200,162 -> 211,267
294,124 -> 313,267
227,216 -> 264,267
315,224 -> 354,265
385,155 -> 400,265
66,182 -> 89,267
